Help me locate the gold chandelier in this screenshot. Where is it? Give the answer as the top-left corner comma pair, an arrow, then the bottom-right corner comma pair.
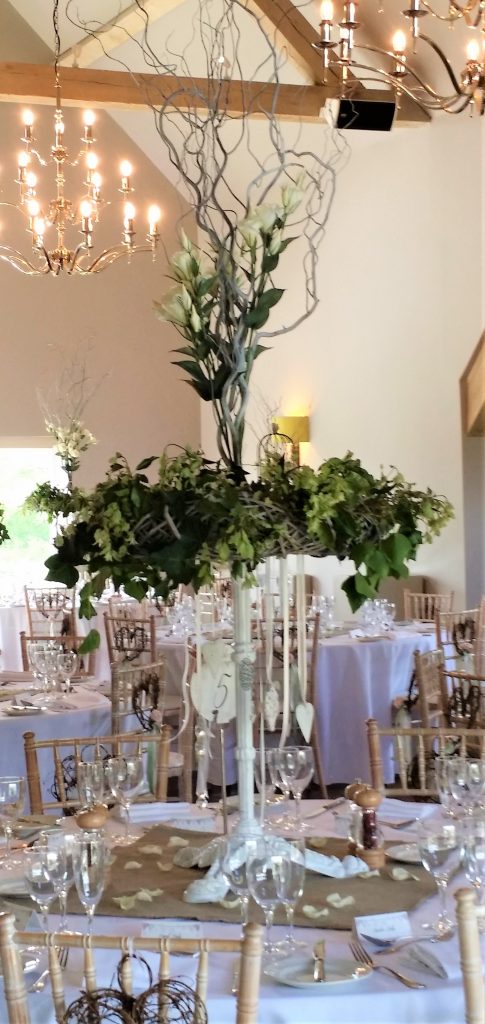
314,1 -> 485,116
0,0 -> 161,276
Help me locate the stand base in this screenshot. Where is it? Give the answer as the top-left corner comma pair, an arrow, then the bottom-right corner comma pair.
348,841 -> 386,869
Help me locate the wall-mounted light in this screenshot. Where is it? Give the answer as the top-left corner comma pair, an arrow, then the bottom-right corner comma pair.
272,416 -> 310,466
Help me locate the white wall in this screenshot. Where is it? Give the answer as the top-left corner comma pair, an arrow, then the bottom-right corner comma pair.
201,114 -> 483,615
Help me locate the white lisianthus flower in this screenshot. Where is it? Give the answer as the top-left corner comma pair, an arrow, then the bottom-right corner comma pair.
238,221 -> 259,248
179,285 -> 193,312
156,289 -> 190,327
170,249 -> 195,282
179,228 -> 194,253
190,306 -> 202,333
268,229 -> 284,256
281,181 -> 305,215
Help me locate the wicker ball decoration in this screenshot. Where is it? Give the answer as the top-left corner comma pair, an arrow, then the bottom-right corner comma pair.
136,979 -> 208,1023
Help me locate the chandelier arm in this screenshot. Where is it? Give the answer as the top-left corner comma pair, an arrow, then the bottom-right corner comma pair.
351,45 -> 466,106
418,34 -> 464,94
421,0 -> 470,19
73,244 -> 155,274
346,72 -> 473,114
0,248 -> 51,275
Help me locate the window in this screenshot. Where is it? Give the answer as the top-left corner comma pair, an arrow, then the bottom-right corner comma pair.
0,443 -> 66,601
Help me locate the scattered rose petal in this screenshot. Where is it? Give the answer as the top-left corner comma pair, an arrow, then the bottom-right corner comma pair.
302,905 -> 329,920
219,896 -> 241,910
139,844 -> 164,855
125,861 -> 142,870
168,837 -> 189,848
309,838 -> 328,851
326,893 -> 355,909
157,860 -> 173,872
391,867 -> 420,882
137,889 -> 154,903
113,896 -> 136,911
173,848 -> 200,868
358,869 -> 380,879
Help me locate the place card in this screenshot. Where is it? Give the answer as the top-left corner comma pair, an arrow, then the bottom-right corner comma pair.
354,911 -> 412,943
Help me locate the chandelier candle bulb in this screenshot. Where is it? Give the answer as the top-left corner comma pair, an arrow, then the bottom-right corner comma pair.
320,0 -> 334,22
467,39 -> 481,62
22,109 -> 34,142
25,172 -> 37,196
82,110 -> 95,143
148,204 -> 161,237
17,151 -> 29,187
33,216 -> 45,245
120,160 -> 133,193
123,202 -> 135,245
91,172 -> 102,204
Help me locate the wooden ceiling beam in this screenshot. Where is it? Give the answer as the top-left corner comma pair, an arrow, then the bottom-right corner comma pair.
0,61 -> 333,121
59,0 -> 186,69
461,331 -> 485,436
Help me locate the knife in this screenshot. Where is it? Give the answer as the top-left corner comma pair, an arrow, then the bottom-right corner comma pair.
405,945 -> 448,979
313,940 -> 326,982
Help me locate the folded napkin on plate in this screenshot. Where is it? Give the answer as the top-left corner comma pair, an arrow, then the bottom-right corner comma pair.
128,802 -> 193,824
380,797 -> 435,825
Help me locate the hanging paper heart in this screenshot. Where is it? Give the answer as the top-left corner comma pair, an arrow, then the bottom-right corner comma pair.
295,699 -> 314,743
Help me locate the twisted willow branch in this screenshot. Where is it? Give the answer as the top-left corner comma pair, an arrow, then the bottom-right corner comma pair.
65,0 -> 349,468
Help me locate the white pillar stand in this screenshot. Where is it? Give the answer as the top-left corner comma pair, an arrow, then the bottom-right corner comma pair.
184,576 -> 262,904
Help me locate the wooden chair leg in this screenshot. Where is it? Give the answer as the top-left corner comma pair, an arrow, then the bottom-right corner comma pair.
456,888 -> 485,1024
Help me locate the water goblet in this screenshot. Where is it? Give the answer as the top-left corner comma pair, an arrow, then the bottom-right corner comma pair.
417,820 -> 462,936
105,754 -> 145,844
71,833 -> 107,937
434,756 -> 460,817
31,647 -> 61,704
38,832 -> 74,933
246,836 -> 291,960
220,835 -> 259,929
276,748 -> 314,832
57,651 -> 78,693
274,838 -> 306,954
254,750 -> 278,813
267,753 -> 295,830
24,851 -> 58,934
0,776 -> 25,868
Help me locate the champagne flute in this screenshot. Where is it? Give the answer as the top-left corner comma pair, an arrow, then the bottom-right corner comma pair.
0,776 -> 25,868
417,820 -> 462,936
247,837 -> 290,961
220,835 -> 259,929
24,851 -> 57,933
274,838 -> 306,953
105,754 -> 144,844
38,832 -> 74,933
71,833 -> 107,937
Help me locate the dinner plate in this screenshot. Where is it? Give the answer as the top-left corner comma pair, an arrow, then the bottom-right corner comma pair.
356,635 -> 386,643
386,843 -> 422,864
264,957 -> 371,988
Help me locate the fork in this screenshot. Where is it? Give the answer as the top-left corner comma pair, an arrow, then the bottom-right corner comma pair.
380,818 -> 418,830
349,940 -> 426,989
360,932 -> 452,955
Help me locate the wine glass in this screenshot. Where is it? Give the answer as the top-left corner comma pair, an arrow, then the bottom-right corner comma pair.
71,833 -> 107,936
0,776 -> 25,868
254,750 -> 278,813
24,851 -> 58,933
276,748 -> 314,832
31,647 -> 61,704
448,759 -> 485,816
105,754 -> 144,844
267,752 -> 295,830
434,756 -> 460,817
219,835 -> 259,929
417,820 -> 462,936
57,651 -> 79,693
78,760 -> 106,809
246,837 -> 290,960
38,832 -> 74,933
275,838 -> 306,954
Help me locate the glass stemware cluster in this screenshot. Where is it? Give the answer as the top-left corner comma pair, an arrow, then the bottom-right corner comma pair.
261,747 -> 314,831
27,640 -> 79,701
360,599 -> 396,636
0,776 -> 25,868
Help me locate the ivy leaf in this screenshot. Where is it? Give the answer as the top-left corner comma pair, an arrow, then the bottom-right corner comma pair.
259,287 -> 284,311
78,629 -> 101,654
261,253 -> 279,274
45,555 -> 79,589
123,579 -> 147,601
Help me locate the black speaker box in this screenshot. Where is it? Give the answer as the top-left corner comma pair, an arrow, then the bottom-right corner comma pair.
325,97 -> 396,131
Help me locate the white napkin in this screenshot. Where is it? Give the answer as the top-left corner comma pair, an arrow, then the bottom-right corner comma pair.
127,802 -> 193,824
380,798 -> 435,825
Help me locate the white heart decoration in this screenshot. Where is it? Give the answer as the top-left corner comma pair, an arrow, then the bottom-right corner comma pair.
295,700 -> 314,743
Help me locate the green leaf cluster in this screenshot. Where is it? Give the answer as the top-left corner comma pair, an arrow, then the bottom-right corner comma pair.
42,448 -> 453,647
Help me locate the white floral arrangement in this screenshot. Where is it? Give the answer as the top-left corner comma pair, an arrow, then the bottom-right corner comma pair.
45,418 -> 96,465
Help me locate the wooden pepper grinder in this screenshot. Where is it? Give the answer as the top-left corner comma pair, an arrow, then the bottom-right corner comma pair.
348,786 -> 386,868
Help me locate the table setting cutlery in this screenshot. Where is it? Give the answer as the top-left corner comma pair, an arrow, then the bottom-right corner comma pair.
28,947 -> 69,993
360,932 -> 451,953
348,939 -> 426,989
313,940 -> 325,982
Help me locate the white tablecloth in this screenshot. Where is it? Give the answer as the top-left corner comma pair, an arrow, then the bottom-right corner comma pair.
315,628 -> 436,785
0,683 -> 112,807
4,799 -> 470,1024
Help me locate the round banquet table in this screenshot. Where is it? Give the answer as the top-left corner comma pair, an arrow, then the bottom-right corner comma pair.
314,626 -> 436,785
2,798 -> 471,1024
0,680 -> 112,805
